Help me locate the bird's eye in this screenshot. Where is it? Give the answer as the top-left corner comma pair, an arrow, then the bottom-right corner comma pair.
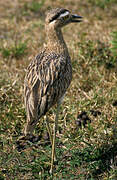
63,15 -> 69,20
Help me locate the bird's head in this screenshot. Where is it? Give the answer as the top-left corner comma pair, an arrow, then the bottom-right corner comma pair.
45,8 -> 82,29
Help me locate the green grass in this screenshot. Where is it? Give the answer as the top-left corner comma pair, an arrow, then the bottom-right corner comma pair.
28,0 -> 45,13
0,0 -> 117,179
88,0 -> 117,9
0,41 -> 28,59
22,0 -> 45,15
111,31 -> 117,57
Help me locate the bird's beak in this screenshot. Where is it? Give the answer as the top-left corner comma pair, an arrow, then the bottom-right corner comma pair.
71,14 -> 83,23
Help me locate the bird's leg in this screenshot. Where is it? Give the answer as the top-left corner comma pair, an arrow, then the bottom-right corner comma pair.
44,115 -> 53,146
24,120 -> 35,137
50,103 -> 60,174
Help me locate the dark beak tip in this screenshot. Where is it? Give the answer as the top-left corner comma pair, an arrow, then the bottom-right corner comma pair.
77,15 -> 83,19
72,14 -> 83,19
71,14 -> 83,23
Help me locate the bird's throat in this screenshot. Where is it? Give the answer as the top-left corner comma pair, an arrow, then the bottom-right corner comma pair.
45,27 -> 68,55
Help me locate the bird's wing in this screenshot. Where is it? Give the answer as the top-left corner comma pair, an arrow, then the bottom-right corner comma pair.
24,51 -> 71,117
24,51 -> 67,97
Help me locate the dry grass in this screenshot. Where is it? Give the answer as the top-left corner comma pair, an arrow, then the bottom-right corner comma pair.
0,0 -> 117,179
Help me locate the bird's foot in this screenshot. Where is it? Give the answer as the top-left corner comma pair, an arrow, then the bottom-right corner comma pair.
16,134 -> 41,151
18,134 -> 41,142
49,159 -> 58,175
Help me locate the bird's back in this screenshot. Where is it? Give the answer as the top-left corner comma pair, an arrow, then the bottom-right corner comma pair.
24,49 -> 72,119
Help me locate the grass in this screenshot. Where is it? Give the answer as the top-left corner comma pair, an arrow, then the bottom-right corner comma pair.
111,31 -> 117,58
23,0 -> 45,14
0,41 -> 28,59
88,0 -> 117,9
0,0 -> 117,179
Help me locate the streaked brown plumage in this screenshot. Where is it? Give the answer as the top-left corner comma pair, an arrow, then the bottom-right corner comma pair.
24,51 -> 72,134
20,8 -> 82,173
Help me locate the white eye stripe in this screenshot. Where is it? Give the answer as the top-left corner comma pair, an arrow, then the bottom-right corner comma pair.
59,11 -> 70,18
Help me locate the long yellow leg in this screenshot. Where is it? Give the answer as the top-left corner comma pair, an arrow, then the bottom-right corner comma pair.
50,103 -> 60,174
45,116 -> 53,146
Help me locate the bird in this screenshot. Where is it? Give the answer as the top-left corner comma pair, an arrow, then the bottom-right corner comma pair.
18,8 -> 82,174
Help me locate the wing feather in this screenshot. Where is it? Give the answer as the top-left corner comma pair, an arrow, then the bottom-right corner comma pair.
24,51 -> 72,117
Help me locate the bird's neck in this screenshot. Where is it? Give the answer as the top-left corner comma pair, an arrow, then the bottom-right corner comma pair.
45,26 -> 68,55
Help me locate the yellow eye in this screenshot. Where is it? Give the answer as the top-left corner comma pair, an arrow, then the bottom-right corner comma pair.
63,15 -> 69,20
59,11 -> 70,21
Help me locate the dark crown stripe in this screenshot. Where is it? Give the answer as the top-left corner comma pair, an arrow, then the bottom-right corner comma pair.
49,9 -> 69,23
